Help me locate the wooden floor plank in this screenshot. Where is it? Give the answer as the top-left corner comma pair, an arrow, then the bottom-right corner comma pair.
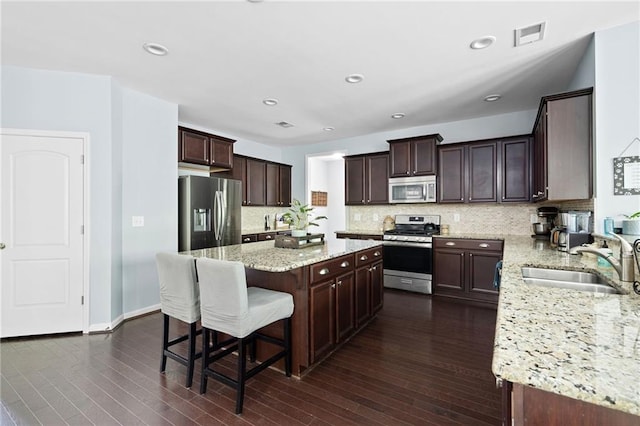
0,289 -> 501,425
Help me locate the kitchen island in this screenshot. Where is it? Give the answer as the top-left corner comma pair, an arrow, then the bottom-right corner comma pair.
489,234 -> 640,423
184,238 -> 384,377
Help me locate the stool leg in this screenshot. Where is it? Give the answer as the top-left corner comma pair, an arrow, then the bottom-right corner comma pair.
186,322 -> 197,388
236,337 -> 247,414
284,317 -> 292,377
160,314 -> 169,373
200,328 -> 210,394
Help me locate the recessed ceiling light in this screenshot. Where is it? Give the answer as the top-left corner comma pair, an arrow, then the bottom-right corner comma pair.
470,36 -> 496,50
483,94 -> 502,102
323,127 -> 335,131
142,42 -> 169,56
391,113 -> 405,119
263,98 -> 278,106
345,74 -> 364,84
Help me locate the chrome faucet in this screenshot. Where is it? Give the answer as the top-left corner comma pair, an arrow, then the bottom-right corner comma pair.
570,233 -> 635,283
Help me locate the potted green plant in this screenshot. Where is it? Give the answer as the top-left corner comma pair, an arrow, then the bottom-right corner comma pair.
622,211 -> 640,235
282,199 -> 327,237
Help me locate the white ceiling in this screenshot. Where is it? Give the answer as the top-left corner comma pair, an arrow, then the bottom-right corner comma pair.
2,1 -> 638,147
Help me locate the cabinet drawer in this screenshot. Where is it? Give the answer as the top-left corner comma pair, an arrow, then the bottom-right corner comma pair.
242,234 -> 258,243
310,254 -> 354,284
258,232 -> 276,241
434,238 -> 503,252
355,246 -> 383,267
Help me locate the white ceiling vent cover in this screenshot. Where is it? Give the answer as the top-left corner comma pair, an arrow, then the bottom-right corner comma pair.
275,121 -> 294,128
514,22 -> 546,46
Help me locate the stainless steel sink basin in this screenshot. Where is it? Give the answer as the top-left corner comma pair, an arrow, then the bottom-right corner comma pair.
521,267 -> 621,294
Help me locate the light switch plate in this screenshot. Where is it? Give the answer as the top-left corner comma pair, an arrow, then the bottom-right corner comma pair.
132,216 -> 145,227
453,213 -> 460,222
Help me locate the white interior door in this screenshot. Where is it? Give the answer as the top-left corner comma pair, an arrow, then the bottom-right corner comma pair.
1,130 -> 85,338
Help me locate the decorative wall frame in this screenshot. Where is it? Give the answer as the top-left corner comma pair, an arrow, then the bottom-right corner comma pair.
613,137 -> 640,195
311,191 -> 328,206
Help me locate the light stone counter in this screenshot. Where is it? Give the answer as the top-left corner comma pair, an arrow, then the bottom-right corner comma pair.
183,238 -> 382,272
482,234 -> 640,416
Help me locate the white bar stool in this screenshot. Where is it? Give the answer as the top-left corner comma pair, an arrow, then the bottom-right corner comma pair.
156,252 -> 202,388
195,257 -> 294,414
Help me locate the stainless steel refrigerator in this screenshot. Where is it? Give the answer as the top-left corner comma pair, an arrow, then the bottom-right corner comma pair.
178,175 -> 242,251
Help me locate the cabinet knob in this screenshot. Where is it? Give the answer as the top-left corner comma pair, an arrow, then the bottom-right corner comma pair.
372,266 -> 377,271
374,251 -> 381,257
460,198 -> 463,201
319,268 -> 330,275
360,255 -> 368,261
337,280 -> 342,286
479,243 -> 489,248
340,261 -> 350,268
445,241 -> 456,246
265,235 -> 272,240
331,283 -> 336,289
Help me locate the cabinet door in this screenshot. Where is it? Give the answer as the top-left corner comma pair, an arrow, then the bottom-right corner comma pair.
278,165 -> 291,206
468,250 -> 501,302
370,260 -> 384,314
355,266 -> 371,328
179,129 -> 209,165
309,280 -> 335,363
389,141 -> 411,177
265,162 -> 279,206
532,105 -> 548,201
501,137 -> 531,203
231,155 -> 247,205
366,153 -> 389,204
468,142 -> 497,203
335,272 -> 355,343
245,158 -> 266,206
412,138 -> 437,175
433,249 -> 465,294
209,136 -> 233,169
438,146 -> 465,203
345,157 -> 366,205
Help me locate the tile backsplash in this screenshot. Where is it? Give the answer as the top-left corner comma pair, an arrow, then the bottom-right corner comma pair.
346,199 -> 594,235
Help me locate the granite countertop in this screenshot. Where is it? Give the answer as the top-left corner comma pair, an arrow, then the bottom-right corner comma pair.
488,234 -> 640,416
183,239 -> 382,272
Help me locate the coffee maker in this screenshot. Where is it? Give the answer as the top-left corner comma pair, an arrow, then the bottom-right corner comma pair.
551,211 -> 592,251
532,207 -> 558,238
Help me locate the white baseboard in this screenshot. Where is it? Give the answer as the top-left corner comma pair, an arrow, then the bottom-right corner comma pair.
87,304 -> 161,334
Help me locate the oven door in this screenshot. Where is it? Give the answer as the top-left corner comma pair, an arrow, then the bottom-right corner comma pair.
383,242 -> 433,293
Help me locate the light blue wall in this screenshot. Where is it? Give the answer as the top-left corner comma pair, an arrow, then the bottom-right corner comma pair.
1,66 -> 115,325
593,21 -> 640,231
122,89 -> 178,314
111,82 -> 124,321
282,109 -> 537,202
568,35 -> 596,90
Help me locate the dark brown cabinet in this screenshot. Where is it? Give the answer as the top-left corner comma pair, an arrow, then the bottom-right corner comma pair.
439,136 -> 531,204
178,126 -> 234,169
433,238 -> 503,305
345,152 -> 389,205
335,232 -> 383,241
309,254 -> 356,363
438,142 -> 497,203
266,162 -> 291,207
354,247 -> 384,328
388,134 -> 443,177
531,88 -> 593,201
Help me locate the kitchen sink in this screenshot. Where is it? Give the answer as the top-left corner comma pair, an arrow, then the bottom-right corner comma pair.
521,267 -> 621,294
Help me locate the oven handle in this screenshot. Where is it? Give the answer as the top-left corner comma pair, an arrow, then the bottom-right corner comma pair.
382,241 -> 433,248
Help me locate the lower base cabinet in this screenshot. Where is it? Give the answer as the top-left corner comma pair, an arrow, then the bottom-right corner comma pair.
434,238 -> 503,305
502,381 -> 639,426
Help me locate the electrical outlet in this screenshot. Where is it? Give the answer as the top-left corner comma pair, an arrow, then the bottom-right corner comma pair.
453,213 -> 460,222
354,213 -> 362,221
132,216 -> 144,227
530,214 -> 538,223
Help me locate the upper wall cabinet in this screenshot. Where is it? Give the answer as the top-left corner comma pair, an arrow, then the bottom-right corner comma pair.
388,134 -> 443,177
531,88 -> 593,202
345,152 -> 389,205
226,155 -> 291,207
266,162 -> 292,207
178,126 -> 235,170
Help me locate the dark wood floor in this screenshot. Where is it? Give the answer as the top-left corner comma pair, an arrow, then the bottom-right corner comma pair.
1,290 -> 501,425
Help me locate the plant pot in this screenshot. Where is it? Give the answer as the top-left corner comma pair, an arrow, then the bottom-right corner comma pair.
291,229 -> 307,237
622,219 -> 640,235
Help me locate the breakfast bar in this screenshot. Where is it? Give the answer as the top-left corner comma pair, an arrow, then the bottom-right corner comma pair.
184,238 -> 384,377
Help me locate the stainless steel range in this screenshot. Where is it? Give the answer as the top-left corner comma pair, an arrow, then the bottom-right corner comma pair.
383,214 -> 440,294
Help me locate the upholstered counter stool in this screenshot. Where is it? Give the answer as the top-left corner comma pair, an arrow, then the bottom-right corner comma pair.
156,252 -> 202,388
195,258 -> 294,414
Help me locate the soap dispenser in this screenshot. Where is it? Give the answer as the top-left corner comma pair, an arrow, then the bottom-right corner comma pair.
598,241 -> 613,267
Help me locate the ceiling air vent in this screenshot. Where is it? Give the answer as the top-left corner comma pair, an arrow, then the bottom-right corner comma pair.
275,121 -> 294,128
514,21 -> 546,47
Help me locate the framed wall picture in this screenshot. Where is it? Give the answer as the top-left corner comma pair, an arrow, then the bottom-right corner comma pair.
613,155 -> 640,195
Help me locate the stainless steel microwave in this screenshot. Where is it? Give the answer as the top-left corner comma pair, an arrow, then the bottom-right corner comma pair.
388,175 -> 437,203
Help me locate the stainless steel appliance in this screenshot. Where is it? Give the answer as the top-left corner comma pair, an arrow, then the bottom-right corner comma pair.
178,175 -> 242,251
557,231 -> 592,252
383,214 -> 440,294
388,176 -> 436,203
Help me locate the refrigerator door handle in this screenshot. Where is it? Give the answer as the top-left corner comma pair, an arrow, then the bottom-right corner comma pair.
214,190 -> 226,241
